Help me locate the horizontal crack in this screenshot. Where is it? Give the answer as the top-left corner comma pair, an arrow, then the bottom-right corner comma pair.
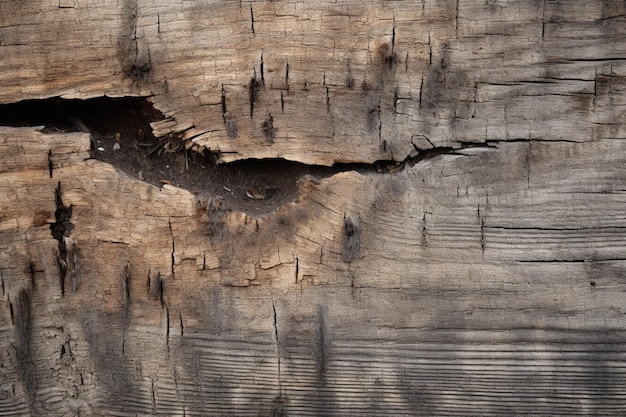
0,96 -> 488,215
516,258 -> 626,263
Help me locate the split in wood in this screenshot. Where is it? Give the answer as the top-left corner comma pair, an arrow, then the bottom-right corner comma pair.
0,96 -> 495,216
50,182 -> 74,295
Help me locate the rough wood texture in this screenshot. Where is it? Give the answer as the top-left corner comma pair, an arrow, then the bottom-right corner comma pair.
3,1 -> 625,164
2,1 -> 626,416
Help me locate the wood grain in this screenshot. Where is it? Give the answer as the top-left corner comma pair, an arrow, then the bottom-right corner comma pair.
2,1 -> 626,164
1,127 -> 626,415
2,1 -> 626,416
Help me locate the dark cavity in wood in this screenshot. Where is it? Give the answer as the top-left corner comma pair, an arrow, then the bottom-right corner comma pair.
0,97 -> 492,216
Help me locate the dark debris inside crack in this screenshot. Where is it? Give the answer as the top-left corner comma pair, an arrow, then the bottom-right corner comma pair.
0,97 -> 484,215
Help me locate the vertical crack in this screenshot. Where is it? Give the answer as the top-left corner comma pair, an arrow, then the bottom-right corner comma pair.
349,267 -> 357,294
260,51 -> 265,84
390,21 -> 396,70
147,270 -> 163,306
66,237 -> 78,292
50,182 -> 73,296
249,73 -> 261,118
472,82 -> 478,119
419,75 -> 424,109
455,0 -> 459,37
28,262 -> 35,289
325,87 -> 330,113
151,377 -> 157,413
122,263 -> 131,357
221,84 -> 236,138
525,141 -> 532,188
271,299 -> 282,396
428,32 -> 432,65
164,303 -> 170,353
159,276 -> 164,307
168,218 -> 175,277
393,87 -> 399,114
250,3 -> 255,35
221,84 -> 227,122
8,294 -> 14,325
478,205 -> 485,254
541,0 -> 546,41
123,264 -> 130,314
593,67 -> 598,110
47,150 -> 53,178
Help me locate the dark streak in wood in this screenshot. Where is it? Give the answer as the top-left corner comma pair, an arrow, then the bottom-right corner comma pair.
342,214 -> 361,263
249,3 -> 255,35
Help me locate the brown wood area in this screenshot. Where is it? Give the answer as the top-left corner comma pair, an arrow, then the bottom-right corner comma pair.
2,1 -> 626,415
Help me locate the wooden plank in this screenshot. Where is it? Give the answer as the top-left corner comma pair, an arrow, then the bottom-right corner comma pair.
1,1 -> 626,415
0,126 -> 624,414
1,1 -> 625,164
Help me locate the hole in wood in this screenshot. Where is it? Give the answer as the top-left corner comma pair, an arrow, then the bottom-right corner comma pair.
0,97 -> 480,216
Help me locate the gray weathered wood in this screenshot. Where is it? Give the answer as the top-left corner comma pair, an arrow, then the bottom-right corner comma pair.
2,1 -> 626,415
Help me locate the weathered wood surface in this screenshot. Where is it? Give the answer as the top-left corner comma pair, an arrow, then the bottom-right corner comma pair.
2,1 -> 626,416
2,1 -> 626,164
3,129 -> 626,415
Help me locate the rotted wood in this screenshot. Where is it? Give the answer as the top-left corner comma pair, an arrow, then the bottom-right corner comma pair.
1,1 -> 626,416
